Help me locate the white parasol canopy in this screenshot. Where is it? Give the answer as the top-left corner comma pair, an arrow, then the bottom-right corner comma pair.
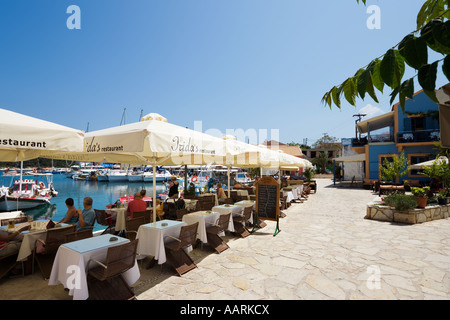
409,156 -> 449,170
0,108 -> 84,162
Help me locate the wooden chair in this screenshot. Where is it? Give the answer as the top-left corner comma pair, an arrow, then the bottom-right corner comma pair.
232,206 -> 253,238
176,208 -> 189,221
124,216 -> 146,241
164,222 -> 199,276
63,229 -> 93,243
94,209 -> 115,235
34,225 -> 76,279
132,210 -> 152,224
206,213 -> 231,253
87,240 -> 139,300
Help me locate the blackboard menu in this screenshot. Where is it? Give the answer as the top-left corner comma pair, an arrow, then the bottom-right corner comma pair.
256,176 -> 280,221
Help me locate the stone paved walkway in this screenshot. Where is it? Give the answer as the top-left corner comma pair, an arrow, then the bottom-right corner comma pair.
1,178 -> 449,300
136,179 -> 450,300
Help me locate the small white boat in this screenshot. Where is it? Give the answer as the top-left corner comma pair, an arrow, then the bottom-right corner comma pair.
0,174 -> 56,211
107,170 -> 129,182
142,171 -> 171,182
127,172 -> 144,182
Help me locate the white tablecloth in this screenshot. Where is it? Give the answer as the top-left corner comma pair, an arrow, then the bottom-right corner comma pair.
136,220 -> 187,265
106,208 -> 127,231
282,191 -> 294,203
182,211 -> 220,244
212,205 -> 243,232
48,234 -> 140,300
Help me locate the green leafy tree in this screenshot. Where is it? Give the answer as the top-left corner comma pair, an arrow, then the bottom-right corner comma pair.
379,151 -> 410,183
322,0 -> 450,111
312,152 -> 330,174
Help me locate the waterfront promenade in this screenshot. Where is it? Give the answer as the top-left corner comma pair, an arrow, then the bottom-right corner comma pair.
1,178 -> 449,300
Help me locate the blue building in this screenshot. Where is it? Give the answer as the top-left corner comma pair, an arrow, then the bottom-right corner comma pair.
350,89 -> 441,183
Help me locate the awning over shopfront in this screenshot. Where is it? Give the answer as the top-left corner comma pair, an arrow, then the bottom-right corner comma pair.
356,111 -> 394,134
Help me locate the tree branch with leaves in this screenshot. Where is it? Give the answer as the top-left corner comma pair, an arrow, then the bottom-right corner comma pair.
322,0 -> 450,111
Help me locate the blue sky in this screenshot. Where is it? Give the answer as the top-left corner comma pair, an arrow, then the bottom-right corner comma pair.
0,0 -> 448,146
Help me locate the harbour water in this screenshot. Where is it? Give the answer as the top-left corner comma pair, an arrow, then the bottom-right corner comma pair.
1,173 -> 171,231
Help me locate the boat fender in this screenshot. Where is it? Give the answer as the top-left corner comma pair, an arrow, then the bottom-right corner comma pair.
191,176 -> 198,182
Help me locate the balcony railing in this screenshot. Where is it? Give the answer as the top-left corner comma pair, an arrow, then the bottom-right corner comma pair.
397,129 -> 440,143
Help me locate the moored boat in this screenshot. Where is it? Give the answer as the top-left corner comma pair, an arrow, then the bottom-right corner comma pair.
0,174 -> 56,211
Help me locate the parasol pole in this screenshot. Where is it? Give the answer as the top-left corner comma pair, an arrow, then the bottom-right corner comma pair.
227,165 -> 231,198
152,157 -> 157,226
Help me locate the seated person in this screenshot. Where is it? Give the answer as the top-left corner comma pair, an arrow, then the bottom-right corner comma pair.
155,197 -> 164,218
234,182 -> 243,188
59,198 -> 78,224
0,224 -> 30,258
76,197 -> 96,231
127,192 -> 148,219
216,183 -> 228,204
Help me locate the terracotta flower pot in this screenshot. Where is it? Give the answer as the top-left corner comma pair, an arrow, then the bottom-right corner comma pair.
415,196 -> 428,209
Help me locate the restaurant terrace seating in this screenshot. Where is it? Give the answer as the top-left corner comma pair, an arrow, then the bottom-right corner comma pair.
175,208 -> 189,221
0,250 -> 22,281
232,205 -> 253,238
94,209 -> 115,235
63,229 -> 93,243
33,225 -> 76,279
164,222 -> 199,276
124,216 -> 146,241
87,240 -> 139,300
206,212 -> 231,254
132,210 -> 152,224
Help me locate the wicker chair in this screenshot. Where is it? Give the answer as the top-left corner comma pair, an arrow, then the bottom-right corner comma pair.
87,240 -> 139,300
124,216 -> 146,241
164,222 -> 199,276
198,198 -> 214,211
33,225 -> 76,279
94,209 -> 115,235
63,229 -> 93,243
206,213 -> 231,253
132,210 -> 152,224
176,208 -> 189,221
232,206 -> 253,238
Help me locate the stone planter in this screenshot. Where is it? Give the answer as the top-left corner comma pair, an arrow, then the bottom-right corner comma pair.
366,203 -> 450,224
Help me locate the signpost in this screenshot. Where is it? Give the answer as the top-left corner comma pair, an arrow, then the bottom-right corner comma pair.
254,176 -> 281,236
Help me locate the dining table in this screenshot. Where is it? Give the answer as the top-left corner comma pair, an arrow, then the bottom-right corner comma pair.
135,219 -> 187,265
0,220 -> 72,262
211,204 -> 243,232
105,207 -> 128,231
181,210 -> 220,244
48,234 -> 140,300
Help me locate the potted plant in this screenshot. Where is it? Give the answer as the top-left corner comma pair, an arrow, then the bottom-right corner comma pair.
437,188 -> 450,205
411,186 -> 430,208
